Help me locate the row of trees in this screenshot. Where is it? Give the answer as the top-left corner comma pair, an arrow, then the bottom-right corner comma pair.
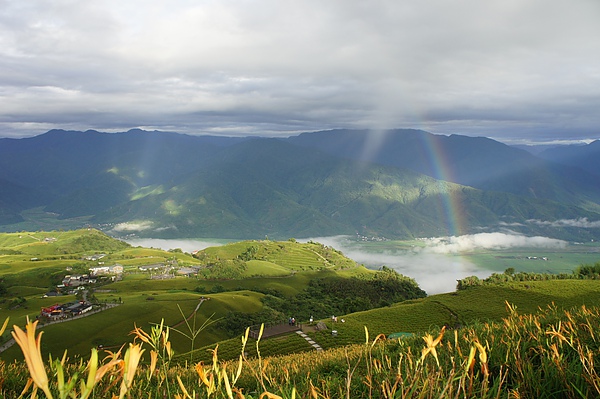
457,262 -> 600,290
218,267 -> 426,336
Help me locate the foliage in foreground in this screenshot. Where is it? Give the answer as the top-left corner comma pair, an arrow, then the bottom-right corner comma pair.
2,301 -> 600,398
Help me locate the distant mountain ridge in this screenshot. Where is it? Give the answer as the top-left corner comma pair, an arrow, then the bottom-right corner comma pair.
537,140 -> 600,178
288,129 -> 600,211
1,128 -> 600,240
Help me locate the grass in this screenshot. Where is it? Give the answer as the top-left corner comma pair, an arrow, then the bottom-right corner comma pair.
198,240 -> 357,271
463,250 -> 600,273
2,228 -> 600,377
187,279 -> 600,363
4,275 -> 599,362
0,257 -> 71,272
243,260 -> 291,277
5,301 -> 600,398
0,289 -> 266,361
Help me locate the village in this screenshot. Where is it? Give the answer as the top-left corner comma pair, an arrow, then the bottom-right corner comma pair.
38,254 -> 203,321
40,301 -> 94,320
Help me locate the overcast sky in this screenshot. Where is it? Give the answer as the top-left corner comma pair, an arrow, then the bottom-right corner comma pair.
1,0 -> 599,143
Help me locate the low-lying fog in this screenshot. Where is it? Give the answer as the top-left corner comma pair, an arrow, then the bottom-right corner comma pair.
125,232 -> 568,295
303,233 -> 567,294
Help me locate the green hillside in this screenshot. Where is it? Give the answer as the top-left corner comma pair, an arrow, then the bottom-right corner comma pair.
2,228 -> 600,377
3,130 -> 600,241
0,230 -> 424,360
195,239 -> 357,271
93,139 -> 600,241
3,293 -> 600,398
0,229 -> 129,254
3,229 -> 600,398
189,278 -> 600,362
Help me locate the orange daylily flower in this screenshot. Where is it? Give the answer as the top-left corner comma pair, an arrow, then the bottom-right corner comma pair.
12,319 -> 53,399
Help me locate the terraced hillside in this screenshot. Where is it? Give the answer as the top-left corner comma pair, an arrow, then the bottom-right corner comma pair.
194,239 -> 357,271
0,229 -> 422,360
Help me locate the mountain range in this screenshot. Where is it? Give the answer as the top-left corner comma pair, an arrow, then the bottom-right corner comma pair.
1,128 -> 600,241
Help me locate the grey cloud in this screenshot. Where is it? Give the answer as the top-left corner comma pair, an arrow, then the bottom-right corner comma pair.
1,0 -> 600,140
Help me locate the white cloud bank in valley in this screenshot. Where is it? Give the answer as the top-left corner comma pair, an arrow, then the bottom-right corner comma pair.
528,217 -> 600,229
112,221 -> 154,232
124,238 -> 226,253
120,231 -> 569,295
308,232 -> 567,294
421,232 -> 567,254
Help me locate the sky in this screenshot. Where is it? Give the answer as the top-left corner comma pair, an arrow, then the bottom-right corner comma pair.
1,0 -> 599,144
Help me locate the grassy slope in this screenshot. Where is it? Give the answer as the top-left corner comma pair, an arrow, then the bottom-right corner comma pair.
0,233 -> 367,360
244,260 -> 291,277
198,239 -> 358,271
3,230 -> 600,365
191,279 -> 600,362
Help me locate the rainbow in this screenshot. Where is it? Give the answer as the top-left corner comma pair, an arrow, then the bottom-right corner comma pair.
417,131 -> 467,237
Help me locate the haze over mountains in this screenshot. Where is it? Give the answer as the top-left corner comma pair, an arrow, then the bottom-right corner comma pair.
1,128 -> 600,241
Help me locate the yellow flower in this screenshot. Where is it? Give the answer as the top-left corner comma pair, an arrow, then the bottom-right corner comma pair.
474,340 -> 489,377
260,392 -> 283,399
0,317 -> 8,336
119,343 -> 145,399
148,350 -> 158,380
12,319 -> 53,399
79,348 -> 120,399
195,362 -> 215,395
130,324 -> 153,347
176,375 -> 193,399
420,326 -> 446,367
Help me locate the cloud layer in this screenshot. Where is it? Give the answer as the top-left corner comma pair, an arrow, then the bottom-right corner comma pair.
2,0 -> 600,142
123,231 -> 569,294
421,232 -> 567,254
528,218 -> 600,229
309,232 -> 567,293
124,237 -> 225,254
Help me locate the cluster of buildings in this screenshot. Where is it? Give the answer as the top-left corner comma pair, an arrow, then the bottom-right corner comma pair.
60,264 -> 125,288
61,274 -> 96,287
49,254 -> 200,295
89,264 -> 124,276
139,262 -> 201,279
40,301 -> 93,320
355,233 -> 388,242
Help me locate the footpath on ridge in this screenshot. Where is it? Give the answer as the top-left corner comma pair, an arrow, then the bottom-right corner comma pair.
251,322 -> 324,351
296,330 -> 323,351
